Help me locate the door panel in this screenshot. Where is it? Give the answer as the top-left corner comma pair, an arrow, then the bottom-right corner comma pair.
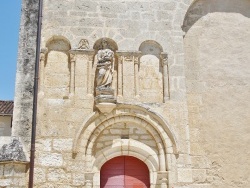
101,156 -> 150,188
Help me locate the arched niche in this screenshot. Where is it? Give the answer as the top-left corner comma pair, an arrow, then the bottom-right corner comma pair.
182,0 -> 250,33
73,104 -> 179,187
93,38 -> 119,96
138,40 -> 164,103
93,38 -> 118,52
43,36 -> 71,98
139,40 -> 163,59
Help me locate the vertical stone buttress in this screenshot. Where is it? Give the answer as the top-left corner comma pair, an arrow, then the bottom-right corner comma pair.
12,0 -> 39,151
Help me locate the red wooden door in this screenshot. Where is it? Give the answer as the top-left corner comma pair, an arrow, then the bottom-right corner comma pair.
101,156 -> 150,188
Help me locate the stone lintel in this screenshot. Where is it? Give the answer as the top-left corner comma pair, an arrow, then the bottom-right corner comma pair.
116,50 -> 142,57
0,160 -> 29,165
69,49 -> 95,55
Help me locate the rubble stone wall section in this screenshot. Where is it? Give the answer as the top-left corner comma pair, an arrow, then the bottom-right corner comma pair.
12,0 -> 39,150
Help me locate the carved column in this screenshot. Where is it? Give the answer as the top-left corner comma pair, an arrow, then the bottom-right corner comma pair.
134,56 -> 140,97
161,52 -> 169,102
117,51 -> 141,100
158,171 -> 168,188
69,49 -> 95,97
70,53 -> 76,95
85,172 -> 94,188
85,180 -> 92,188
87,53 -> 94,95
116,53 -> 124,98
39,48 -> 48,93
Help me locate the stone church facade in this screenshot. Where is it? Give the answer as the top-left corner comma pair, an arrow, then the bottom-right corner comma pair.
0,0 -> 249,187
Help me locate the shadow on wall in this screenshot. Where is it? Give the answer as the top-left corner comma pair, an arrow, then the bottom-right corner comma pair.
182,0 -> 250,33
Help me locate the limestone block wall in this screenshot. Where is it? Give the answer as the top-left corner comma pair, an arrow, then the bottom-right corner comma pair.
35,0 -> 192,187
10,0 -> 250,187
34,0 -> 190,187
0,162 -> 28,188
184,0 -> 250,187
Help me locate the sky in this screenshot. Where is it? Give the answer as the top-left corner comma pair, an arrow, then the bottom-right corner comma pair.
0,1 -> 22,100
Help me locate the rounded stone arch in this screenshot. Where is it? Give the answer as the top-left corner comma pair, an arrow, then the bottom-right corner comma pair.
182,0 -> 250,33
93,37 -> 118,52
73,104 -> 179,155
73,104 -> 179,187
86,115 -> 166,171
45,35 -> 71,51
92,139 -> 159,186
139,40 -> 163,59
93,139 -> 159,172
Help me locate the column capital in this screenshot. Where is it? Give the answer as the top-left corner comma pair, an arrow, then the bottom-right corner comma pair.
70,53 -> 76,62
160,52 -> 168,60
40,48 -> 48,61
40,47 -> 48,54
160,52 -> 168,66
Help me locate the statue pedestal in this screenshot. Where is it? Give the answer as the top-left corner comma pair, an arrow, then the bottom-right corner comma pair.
95,87 -> 116,114
96,103 -> 116,114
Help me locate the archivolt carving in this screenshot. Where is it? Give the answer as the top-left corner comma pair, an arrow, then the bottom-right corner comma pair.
93,139 -> 159,171
86,115 -> 166,171
73,104 -> 179,155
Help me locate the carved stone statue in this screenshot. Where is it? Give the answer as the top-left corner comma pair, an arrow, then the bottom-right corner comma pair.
96,49 -> 114,89
94,49 -> 116,106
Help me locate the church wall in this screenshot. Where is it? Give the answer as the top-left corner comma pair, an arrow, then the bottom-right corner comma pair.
7,0 -> 250,187
184,0 -> 250,187
35,2 -> 190,187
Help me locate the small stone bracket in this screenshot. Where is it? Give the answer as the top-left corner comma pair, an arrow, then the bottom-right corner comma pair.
95,103 -> 116,114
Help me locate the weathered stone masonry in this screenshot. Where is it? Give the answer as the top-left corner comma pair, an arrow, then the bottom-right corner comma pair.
1,0 -> 250,188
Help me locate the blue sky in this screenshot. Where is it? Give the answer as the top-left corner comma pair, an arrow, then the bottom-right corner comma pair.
0,1 -> 21,100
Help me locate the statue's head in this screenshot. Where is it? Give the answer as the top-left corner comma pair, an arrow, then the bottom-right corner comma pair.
97,49 -> 114,62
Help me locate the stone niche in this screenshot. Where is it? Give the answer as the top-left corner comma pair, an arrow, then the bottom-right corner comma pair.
93,38 -> 118,114
42,37 -> 71,99
39,37 -> 169,111
139,40 -> 165,103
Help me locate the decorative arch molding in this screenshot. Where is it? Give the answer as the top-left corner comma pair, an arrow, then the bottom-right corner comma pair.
93,37 -> 118,52
91,139 -> 159,186
73,104 -> 179,155
182,0 -> 250,33
45,35 -> 71,51
85,114 -> 167,171
93,139 -> 159,172
40,35 -> 72,97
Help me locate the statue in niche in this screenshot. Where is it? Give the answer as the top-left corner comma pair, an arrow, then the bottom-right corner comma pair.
96,49 -> 114,89
94,39 -> 117,107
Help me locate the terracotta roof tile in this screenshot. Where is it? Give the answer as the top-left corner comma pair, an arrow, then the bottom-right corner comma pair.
0,100 -> 14,115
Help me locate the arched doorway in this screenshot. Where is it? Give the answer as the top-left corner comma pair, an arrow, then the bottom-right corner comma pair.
101,156 -> 150,188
